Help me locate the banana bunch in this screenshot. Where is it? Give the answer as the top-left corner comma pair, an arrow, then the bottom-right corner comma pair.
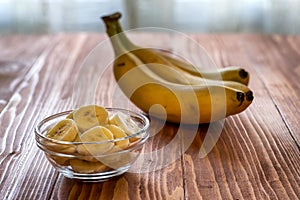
102,12 -> 253,124
45,105 -> 142,173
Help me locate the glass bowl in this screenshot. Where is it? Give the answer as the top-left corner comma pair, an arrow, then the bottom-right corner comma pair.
35,108 -> 150,182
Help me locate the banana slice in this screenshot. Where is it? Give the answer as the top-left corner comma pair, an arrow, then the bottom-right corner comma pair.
100,151 -> 137,169
48,144 -> 77,154
70,159 -> 109,173
109,111 -> 141,135
44,140 -> 77,154
46,119 -> 78,141
78,155 -> 99,162
66,111 -> 74,119
73,105 -> 109,131
77,126 -> 114,156
47,155 -> 70,166
73,134 -> 81,142
109,112 -> 142,143
105,124 -> 129,150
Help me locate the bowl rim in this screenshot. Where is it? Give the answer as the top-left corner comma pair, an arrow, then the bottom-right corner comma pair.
34,107 -> 150,145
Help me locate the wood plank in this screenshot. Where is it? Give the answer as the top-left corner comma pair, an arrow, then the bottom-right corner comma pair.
182,34 -> 300,199
218,34 -> 300,198
0,33 -> 92,199
242,34 -> 300,144
211,34 -> 300,144
0,35 -> 53,111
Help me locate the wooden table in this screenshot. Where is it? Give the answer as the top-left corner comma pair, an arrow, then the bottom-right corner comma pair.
0,33 -> 299,200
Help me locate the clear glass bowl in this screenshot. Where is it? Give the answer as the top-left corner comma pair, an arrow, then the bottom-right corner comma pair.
35,108 -> 150,182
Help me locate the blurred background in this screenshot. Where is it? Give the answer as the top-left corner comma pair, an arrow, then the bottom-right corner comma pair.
0,0 -> 299,34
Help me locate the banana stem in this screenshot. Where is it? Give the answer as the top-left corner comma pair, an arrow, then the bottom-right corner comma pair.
101,12 -> 121,36
102,12 -> 137,51
101,12 -> 126,56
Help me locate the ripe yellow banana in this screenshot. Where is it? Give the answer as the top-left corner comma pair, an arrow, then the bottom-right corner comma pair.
155,50 -> 250,85
104,13 -> 178,70
108,12 -> 250,85
106,12 -> 251,100
142,62 -> 253,102
102,13 -> 253,124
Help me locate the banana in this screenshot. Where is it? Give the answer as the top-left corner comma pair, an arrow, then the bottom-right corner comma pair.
100,151 -> 136,169
109,112 -> 141,143
105,124 -> 130,149
145,63 -> 254,100
47,155 -> 70,166
74,129 -> 105,162
101,13 -> 253,124
46,119 -> 78,141
109,112 -> 141,135
155,50 -> 250,85
45,105 -> 150,172
108,12 -> 250,85
70,159 -> 109,174
73,105 -> 109,131
44,141 -> 77,156
45,118 -> 77,164
76,126 -> 114,156
66,111 -> 74,119
131,82 -> 249,123
104,13 -> 179,71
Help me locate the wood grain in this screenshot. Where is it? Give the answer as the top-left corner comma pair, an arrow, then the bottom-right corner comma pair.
0,35 -> 53,111
0,33 -> 299,200
182,34 -> 300,200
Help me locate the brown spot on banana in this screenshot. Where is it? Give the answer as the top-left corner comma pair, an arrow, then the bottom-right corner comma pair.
117,62 -> 125,67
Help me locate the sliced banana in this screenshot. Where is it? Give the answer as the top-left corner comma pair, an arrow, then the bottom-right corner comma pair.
66,111 -> 74,119
109,112 -> 142,143
45,105 -> 146,172
73,134 -> 81,142
44,139 -> 77,154
70,159 -> 109,173
100,151 -> 137,169
128,137 -> 139,143
109,111 -> 141,135
105,124 -> 129,150
46,119 -> 78,141
77,126 -> 114,156
47,155 -> 70,166
47,144 -> 77,154
73,105 -> 109,131
78,155 -> 99,162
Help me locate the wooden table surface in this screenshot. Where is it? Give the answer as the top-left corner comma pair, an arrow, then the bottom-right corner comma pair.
0,33 -> 299,200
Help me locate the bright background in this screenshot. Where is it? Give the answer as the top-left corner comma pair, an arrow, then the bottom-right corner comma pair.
0,0 -> 299,34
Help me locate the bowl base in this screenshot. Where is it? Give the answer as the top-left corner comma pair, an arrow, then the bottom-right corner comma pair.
59,167 -> 129,182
